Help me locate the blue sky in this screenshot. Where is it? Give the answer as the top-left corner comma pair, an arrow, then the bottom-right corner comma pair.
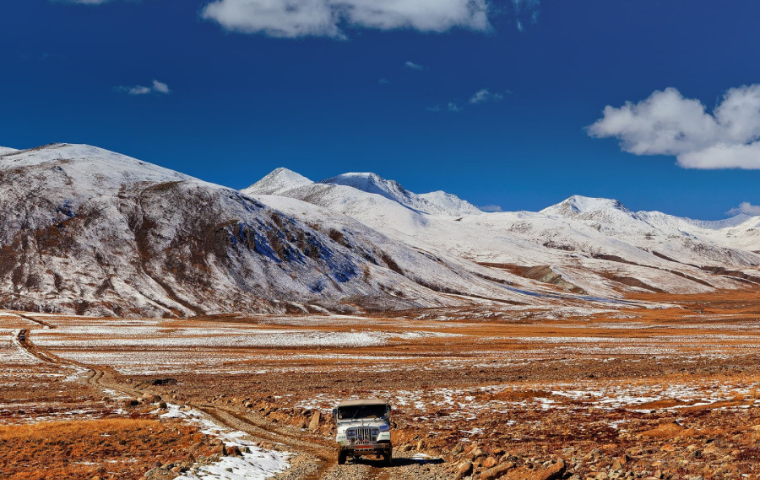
2,0 -> 760,219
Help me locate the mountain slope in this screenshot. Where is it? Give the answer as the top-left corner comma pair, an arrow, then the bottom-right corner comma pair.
248,167 -> 314,195
320,172 -> 482,216
0,144 -> 530,317
247,169 -> 760,296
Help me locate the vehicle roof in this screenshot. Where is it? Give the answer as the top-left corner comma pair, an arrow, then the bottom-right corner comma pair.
337,398 -> 389,408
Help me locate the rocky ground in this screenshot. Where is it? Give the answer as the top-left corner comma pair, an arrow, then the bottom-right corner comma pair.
2,291 -> 760,479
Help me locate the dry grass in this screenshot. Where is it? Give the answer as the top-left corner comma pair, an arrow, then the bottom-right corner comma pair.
0,418 -> 216,480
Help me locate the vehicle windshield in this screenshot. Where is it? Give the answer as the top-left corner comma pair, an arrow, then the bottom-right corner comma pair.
337,404 -> 388,420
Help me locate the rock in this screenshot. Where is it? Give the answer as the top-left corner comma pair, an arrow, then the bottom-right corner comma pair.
417,440 -> 425,451
308,412 -> 321,431
399,444 -> 413,452
505,459 -> 565,480
612,460 -> 623,471
480,461 -> 515,480
226,446 -> 242,457
483,457 -> 498,469
158,401 -> 167,409
456,461 -> 473,479
469,448 -> 486,459
452,443 -> 464,455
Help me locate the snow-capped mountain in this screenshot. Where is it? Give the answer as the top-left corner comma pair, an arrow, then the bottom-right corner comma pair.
246,169 -> 760,296
249,167 -> 314,195
541,195 -> 632,219
320,172 -> 482,216
0,144 -> 540,317
245,170 -> 481,217
0,146 -> 18,155
3,144 -> 759,318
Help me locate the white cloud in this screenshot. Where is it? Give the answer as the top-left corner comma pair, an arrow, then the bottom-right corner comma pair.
480,204 -> 502,212
727,202 -> 760,216
200,0 -> 490,38
405,61 -> 424,71
469,88 -> 504,104
513,0 -> 539,32
426,102 -> 462,113
151,80 -> 170,94
588,84 -> 760,169
429,88 -> 508,113
117,80 -> 172,96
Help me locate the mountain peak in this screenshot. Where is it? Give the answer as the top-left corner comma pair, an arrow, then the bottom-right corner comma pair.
243,168 -> 314,196
319,171 -> 481,216
0,146 -> 18,156
320,172 -> 405,197
542,195 -> 631,216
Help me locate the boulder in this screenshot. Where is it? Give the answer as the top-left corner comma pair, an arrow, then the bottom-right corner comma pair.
308,412 -> 321,431
505,459 -> 565,480
456,461 -> 473,479
534,459 -> 566,480
480,461 -> 515,480
226,446 -> 242,457
469,448 -> 486,459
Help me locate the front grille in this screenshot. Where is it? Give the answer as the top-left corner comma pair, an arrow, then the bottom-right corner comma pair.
353,427 -> 378,444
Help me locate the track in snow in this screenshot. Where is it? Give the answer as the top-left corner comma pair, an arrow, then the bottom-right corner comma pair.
14,327 -> 417,480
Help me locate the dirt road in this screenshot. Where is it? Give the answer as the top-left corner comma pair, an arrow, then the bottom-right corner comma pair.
15,328 -> 446,480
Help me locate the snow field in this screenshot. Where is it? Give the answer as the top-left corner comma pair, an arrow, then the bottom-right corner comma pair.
161,404 -> 290,480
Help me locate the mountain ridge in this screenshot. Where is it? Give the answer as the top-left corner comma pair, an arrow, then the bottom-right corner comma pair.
245,169 -> 760,297
2,144 -> 759,317
245,169 -> 482,217
0,143 -> 545,317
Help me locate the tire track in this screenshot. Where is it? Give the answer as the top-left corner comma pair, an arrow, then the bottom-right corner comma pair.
15,312 -> 56,329
15,329 -> 340,479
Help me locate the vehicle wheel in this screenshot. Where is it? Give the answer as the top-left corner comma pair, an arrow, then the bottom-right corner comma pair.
384,449 -> 392,466
338,450 -> 347,465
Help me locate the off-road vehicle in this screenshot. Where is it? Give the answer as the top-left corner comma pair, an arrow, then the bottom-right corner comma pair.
333,399 -> 393,465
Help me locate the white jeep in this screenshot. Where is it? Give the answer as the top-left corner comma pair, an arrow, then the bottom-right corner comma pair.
333,399 -> 393,465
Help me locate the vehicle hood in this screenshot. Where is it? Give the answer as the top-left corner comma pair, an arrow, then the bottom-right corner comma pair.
337,420 -> 389,429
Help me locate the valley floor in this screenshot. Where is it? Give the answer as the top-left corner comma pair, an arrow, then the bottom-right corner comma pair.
3,291 -> 760,479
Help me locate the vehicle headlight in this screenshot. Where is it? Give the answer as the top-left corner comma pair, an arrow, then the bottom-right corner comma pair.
379,425 -> 389,432
346,429 -> 356,437
372,429 -> 379,435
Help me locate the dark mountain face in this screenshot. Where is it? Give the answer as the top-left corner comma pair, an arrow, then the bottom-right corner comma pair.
0,144 -> 487,317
